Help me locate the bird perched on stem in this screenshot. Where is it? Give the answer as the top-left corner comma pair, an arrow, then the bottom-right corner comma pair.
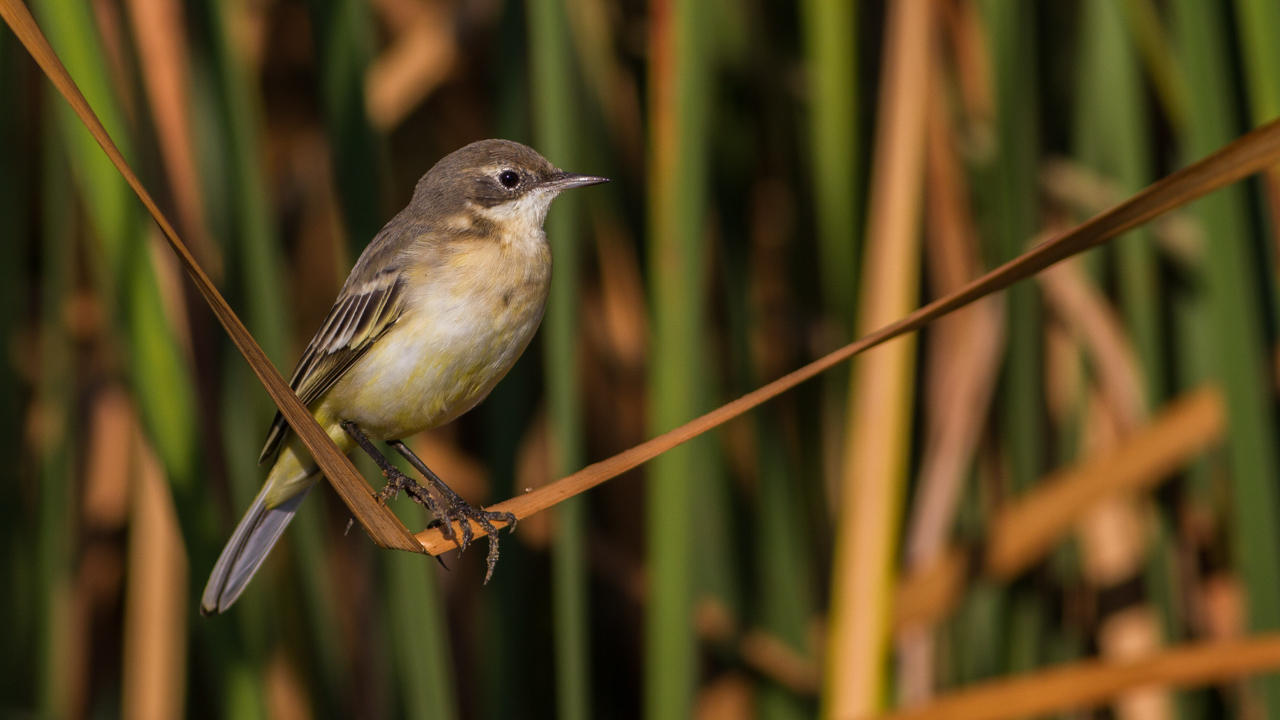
202,139 -> 606,615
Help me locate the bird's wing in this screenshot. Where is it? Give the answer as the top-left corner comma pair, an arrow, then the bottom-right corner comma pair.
258,267 -> 408,464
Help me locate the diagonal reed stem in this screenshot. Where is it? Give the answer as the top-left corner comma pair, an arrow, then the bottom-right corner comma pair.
416,114 -> 1280,554
0,0 -> 423,554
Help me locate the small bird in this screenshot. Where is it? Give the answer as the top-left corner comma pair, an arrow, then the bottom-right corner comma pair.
201,139 -> 606,614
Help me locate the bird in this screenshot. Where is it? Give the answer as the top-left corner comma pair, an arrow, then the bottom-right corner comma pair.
201,139 -> 607,615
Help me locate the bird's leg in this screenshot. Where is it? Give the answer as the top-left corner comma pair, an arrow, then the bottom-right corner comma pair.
388,439 -> 517,583
340,421 -> 455,545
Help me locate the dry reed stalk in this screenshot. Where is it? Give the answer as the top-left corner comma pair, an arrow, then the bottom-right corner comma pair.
739,630 -> 823,695
873,633 -> 1280,720
941,0 -> 993,152
514,410 -> 555,549
694,674 -> 755,720
895,385 -> 1225,629
1117,0 -> 1190,133
83,386 -> 133,530
564,0 -> 644,173
1039,257 -> 1148,428
903,46 -> 1002,571
893,546 -> 968,631
0,0 -> 424,553
1098,606 -> 1176,720
123,0 -> 218,276
824,0 -> 930,716
267,652 -> 317,720
593,214 -> 649,371
987,385 -> 1224,579
365,0 -> 456,130
896,41 -> 1003,704
121,418 -> 188,720
1040,159 -> 1204,268
1075,393 -> 1173,720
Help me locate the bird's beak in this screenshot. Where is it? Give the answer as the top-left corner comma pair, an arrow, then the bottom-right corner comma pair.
547,171 -> 610,190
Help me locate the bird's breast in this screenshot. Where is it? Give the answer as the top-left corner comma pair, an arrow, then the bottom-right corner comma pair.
322,233 -> 551,440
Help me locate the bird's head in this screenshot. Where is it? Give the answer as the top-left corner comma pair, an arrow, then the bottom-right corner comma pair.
412,139 -> 607,235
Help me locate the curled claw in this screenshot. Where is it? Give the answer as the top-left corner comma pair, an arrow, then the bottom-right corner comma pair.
342,422 -> 519,583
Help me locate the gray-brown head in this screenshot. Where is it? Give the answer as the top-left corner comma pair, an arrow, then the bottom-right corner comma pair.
411,139 -> 607,230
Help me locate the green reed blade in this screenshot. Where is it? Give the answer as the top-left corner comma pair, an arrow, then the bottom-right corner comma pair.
1172,2 -> 1280,717
976,0 -> 1044,492
756,423 -> 816,720
33,0 -> 197,487
802,0 -> 860,325
387,491 -> 460,720
305,0 -> 386,251
530,0 -> 591,716
646,0 -> 711,716
0,28 -> 33,703
1234,0 -> 1280,325
1233,0 -> 1280,128
1075,0 -> 1163,404
36,121 -> 77,720
203,0 -> 290,370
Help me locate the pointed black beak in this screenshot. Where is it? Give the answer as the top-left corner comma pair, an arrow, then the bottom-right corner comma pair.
547,171 -> 610,190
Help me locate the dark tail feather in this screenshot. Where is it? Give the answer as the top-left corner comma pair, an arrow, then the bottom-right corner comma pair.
201,478 -> 317,615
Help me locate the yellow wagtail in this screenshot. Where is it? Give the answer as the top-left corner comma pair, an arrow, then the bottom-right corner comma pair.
201,139 -> 606,614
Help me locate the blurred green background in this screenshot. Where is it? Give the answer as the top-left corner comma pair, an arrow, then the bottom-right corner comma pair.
5,0 -> 1280,719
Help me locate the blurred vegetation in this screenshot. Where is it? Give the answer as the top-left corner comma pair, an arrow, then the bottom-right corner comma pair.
4,0 -> 1280,719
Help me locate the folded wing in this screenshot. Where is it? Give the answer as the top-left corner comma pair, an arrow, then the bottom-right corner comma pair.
258,269 -> 407,464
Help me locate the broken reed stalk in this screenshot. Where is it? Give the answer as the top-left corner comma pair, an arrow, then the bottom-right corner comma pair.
418,114 -> 1280,555
894,383 -> 1224,631
0,0 -> 424,554
875,632 -> 1280,720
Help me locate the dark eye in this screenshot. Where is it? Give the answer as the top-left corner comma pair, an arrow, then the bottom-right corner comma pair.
498,170 -> 520,188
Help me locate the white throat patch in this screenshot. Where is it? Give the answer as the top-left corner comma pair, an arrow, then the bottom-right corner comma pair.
474,188 -> 559,245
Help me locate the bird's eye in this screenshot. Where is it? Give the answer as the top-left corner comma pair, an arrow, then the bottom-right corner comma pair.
498,170 -> 520,188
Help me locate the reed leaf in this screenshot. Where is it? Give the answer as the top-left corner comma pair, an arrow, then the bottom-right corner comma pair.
529,0 -> 591,717
977,0 -> 1045,493
645,0 -> 711,715
802,0 -> 860,324
1076,0 -> 1162,404
823,0 -> 929,715
36,123 -> 77,720
305,0 -> 385,250
879,633 -> 1280,720
1172,2 -> 1280,716
386,478 -> 460,720
0,27 -> 32,702
31,0 -> 198,487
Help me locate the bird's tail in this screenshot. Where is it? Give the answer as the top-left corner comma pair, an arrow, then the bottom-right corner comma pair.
201,445 -> 320,615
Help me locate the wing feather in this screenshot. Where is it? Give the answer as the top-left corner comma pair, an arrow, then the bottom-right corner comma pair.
258,271 -> 407,464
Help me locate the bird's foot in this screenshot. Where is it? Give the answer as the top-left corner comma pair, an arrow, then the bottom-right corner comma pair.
376,466 -> 447,523
340,420 -> 455,544
385,437 -> 517,583
431,484 -> 517,584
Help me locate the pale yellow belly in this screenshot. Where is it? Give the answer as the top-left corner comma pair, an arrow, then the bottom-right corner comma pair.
315,286 -> 546,441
